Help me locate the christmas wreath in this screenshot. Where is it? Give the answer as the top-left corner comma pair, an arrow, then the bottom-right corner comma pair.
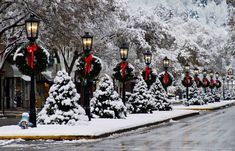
14,42 -> 49,76
142,66 -> 156,86
194,76 -> 202,88
159,71 -> 173,88
202,77 -> 210,88
209,79 -> 215,89
182,73 -> 193,87
76,54 -> 102,79
113,61 -> 134,82
215,79 -> 222,88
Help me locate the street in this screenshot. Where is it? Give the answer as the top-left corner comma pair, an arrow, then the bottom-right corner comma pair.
1,106 -> 235,151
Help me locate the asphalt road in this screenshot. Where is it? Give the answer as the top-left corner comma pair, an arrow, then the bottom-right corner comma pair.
0,106 -> 235,151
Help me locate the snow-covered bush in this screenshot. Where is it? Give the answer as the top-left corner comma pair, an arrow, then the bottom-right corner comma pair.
37,70 -> 88,125
90,74 -> 126,118
149,79 -> 172,111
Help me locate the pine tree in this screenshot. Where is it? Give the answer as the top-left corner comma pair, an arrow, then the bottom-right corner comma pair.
90,74 -> 126,118
37,70 -> 87,125
184,83 -> 205,105
149,79 -> 172,111
128,76 -> 155,113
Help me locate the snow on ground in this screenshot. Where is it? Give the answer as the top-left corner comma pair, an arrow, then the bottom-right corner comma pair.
0,110 -> 198,137
174,100 -> 235,110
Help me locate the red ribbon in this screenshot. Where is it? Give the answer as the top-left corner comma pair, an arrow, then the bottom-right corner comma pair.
163,71 -> 169,85
184,73 -> 190,86
203,78 -> 208,86
84,54 -> 93,75
194,77 -> 199,86
27,43 -> 37,69
210,79 -> 214,87
215,80 -> 219,86
145,66 -> 151,80
120,62 -> 128,78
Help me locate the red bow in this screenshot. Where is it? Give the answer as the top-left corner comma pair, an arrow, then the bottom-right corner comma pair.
184,73 -> 190,86
203,78 -> 208,86
163,71 -> 169,85
216,80 -> 219,86
27,43 -> 37,69
84,54 -> 93,75
194,77 -> 199,86
145,66 -> 151,80
210,79 -> 214,87
120,62 -> 128,78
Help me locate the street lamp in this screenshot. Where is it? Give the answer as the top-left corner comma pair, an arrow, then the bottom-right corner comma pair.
194,67 -> 200,87
162,57 -> 170,92
209,71 -> 214,93
81,32 -> 93,121
120,43 -> 129,105
222,75 -> 225,99
184,63 -> 190,102
143,51 -> 152,66
163,57 -> 169,70
25,14 -> 40,127
143,51 -> 152,89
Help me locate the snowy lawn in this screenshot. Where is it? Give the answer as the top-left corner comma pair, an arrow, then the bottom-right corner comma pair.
0,110 -> 198,138
173,100 -> 235,110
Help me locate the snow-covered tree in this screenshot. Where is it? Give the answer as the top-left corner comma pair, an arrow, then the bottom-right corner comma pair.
37,70 -> 88,125
90,74 -> 126,118
149,78 -> 172,111
183,83 -> 205,106
128,76 -> 154,113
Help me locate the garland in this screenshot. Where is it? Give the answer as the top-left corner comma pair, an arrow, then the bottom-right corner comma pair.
76,54 -> 102,79
182,73 -> 193,87
202,77 -> 210,88
113,61 -> 134,82
142,67 -> 156,86
159,71 -> 173,88
14,42 -> 48,76
215,79 -> 222,88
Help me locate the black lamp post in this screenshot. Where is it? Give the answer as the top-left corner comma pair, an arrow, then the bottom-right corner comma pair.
120,43 -> 129,105
143,51 -> 152,88
227,76 -> 230,90
25,14 -> 40,127
231,76 -> 234,91
202,69 -> 207,93
222,75 -> 225,99
81,32 -> 93,121
185,63 -> 190,102
209,71 -> 214,93
162,57 -> 170,92
194,67 -> 199,87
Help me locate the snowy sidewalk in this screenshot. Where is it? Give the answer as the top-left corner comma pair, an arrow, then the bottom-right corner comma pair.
173,100 -> 235,110
0,110 -> 199,140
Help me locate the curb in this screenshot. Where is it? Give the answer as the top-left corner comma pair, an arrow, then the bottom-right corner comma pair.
0,112 -> 199,140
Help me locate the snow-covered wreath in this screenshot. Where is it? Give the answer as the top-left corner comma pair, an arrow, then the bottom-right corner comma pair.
113,61 -> 135,82
215,79 -> 222,88
182,73 -> 193,87
142,66 -> 156,85
159,71 -> 173,88
76,54 -> 102,79
14,42 -> 49,75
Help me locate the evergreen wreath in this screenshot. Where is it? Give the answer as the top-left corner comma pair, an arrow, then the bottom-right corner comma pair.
202,77 -> 210,88
76,54 -> 102,79
215,80 -> 222,88
14,42 -> 48,76
182,74 -> 193,87
113,61 -> 134,82
142,67 -> 157,86
159,71 -> 173,88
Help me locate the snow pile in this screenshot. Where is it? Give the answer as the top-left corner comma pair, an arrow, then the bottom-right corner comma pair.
90,74 -> 126,118
37,70 -> 88,125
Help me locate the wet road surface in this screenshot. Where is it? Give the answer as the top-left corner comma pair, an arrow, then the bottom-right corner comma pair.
0,106 -> 235,151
